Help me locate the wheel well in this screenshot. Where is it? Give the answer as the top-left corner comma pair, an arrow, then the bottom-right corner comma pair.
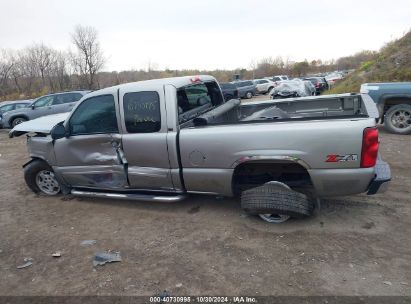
232,161 -> 312,196
22,157 -> 47,168
383,97 -> 411,114
9,115 -> 28,125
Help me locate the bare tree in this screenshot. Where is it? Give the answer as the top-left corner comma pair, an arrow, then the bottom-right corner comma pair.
26,43 -> 53,86
70,25 -> 105,89
0,50 -> 15,97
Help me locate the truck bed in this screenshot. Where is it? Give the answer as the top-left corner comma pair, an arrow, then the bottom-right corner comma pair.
182,94 -> 370,128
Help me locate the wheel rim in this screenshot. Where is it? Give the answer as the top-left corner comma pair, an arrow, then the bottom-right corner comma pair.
259,214 -> 291,223
35,170 -> 60,195
391,109 -> 411,129
13,118 -> 26,126
247,92 -> 252,98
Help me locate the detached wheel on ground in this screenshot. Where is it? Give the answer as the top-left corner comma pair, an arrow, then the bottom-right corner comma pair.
384,104 -> 411,134
24,159 -> 61,195
11,117 -> 27,127
241,182 -> 313,223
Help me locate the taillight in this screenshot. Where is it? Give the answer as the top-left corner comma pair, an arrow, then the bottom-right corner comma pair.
361,127 -> 379,168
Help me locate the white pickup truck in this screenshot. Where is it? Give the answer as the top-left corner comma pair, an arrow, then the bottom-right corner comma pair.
10,75 -> 391,223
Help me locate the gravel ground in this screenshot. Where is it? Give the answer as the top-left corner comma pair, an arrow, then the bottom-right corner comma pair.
0,113 -> 410,296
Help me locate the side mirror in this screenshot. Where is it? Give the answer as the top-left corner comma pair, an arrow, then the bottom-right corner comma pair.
31,104 -> 35,109
51,123 -> 67,140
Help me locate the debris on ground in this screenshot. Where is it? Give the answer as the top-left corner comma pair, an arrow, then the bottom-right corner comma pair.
52,251 -> 61,258
93,251 -> 122,266
188,206 -> 200,214
17,258 -> 33,269
80,240 -> 97,246
175,283 -> 183,288
362,222 -> 375,229
383,281 -> 393,286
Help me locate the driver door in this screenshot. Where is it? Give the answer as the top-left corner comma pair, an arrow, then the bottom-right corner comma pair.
53,92 -> 128,190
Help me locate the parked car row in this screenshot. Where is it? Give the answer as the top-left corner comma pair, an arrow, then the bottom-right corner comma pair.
0,91 -> 90,128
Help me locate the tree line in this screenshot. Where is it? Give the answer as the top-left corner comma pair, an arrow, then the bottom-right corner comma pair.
0,25 -> 104,101
0,25 -> 377,101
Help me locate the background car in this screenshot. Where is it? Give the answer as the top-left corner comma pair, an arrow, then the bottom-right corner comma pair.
272,75 -> 289,82
0,100 -> 32,114
303,77 -> 328,94
1,91 -> 90,128
253,79 -> 276,94
270,79 -> 316,99
0,100 -> 32,128
231,80 -> 257,99
220,83 -> 239,101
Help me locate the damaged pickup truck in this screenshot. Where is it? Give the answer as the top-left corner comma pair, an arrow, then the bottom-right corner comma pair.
10,75 -> 391,223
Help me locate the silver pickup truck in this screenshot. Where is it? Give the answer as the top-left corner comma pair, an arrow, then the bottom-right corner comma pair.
10,75 -> 391,223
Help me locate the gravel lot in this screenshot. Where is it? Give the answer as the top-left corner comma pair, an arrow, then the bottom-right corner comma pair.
0,106 -> 410,296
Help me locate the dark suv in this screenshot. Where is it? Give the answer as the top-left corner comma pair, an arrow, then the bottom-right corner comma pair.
1,91 -> 91,128
220,83 -> 239,101
231,80 -> 257,99
303,77 -> 328,94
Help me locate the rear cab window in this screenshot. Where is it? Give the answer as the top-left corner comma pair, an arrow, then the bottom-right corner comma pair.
177,81 -> 224,124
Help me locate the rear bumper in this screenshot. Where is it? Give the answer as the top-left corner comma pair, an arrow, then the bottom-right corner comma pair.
367,158 -> 391,195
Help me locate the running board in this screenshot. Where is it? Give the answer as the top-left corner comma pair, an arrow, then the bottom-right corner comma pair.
71,189 -> 186,202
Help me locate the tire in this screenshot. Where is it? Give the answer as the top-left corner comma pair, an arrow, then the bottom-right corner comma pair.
241,183 -> 313,219
246,92 -> 253,99
384,104 -> 411,134
11,116 -> 27,127
24,159 -> 61,195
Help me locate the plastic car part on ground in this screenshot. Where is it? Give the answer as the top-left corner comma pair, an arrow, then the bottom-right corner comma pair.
80,240 -> 97,246
269,79 -> 315,98
17,258 -> 33,269
93,251 -> 122,266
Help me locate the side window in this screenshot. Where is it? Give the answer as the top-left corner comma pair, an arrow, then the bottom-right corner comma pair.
69,95 -> 118,135
123,91 -> 161,133
54,93 -> 83,105
34,96 -> 54,108
0,104 -> 15,112
65,93 -> 83,103
15,103 -> 28,109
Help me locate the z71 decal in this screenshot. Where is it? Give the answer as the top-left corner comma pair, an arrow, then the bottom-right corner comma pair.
326,154 -> 358,162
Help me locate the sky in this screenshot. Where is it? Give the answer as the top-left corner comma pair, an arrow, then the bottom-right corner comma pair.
0,0 -> 410,71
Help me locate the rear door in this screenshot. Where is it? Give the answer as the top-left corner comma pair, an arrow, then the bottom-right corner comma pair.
118,84 -> 174,191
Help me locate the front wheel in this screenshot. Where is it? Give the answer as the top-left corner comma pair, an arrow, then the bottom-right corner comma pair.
246,92 -> 253,99
24,159 -> 61,195
384,104 -> 411,134
11,117 -> 27,127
